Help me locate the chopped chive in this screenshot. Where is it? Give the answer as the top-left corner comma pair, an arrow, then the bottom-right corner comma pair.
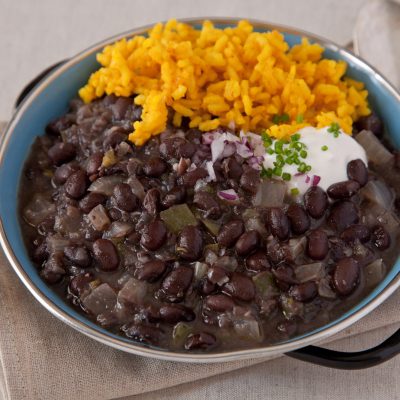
291,188 -> 300,196
280,113 -> 290,123
261,167 -> 272,178
282,172 -> 291,181
262,132 -> 273,147
305,165 -> 312,172
273,166 -> 282,176
291,133 -> 301,142
274,141 -> 284,154
300,150 -> 308,158
327,122 -> 340,138
286,158 -> 294,165
297,163 -> 307,173
321,145 -> 328,151
267,148 -> 274,155
296,114 -> 304,123
294,142 -> 303,151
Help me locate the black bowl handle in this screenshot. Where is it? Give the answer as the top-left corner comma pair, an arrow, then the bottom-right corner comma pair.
15,60 -> 67,109
15,62 -> 400,370
286,327 -> 400,369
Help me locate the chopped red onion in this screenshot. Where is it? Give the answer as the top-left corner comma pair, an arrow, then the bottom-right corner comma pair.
235,142 -> 253,158
218,189 -> 239,201
206,161 -> 217,181
305,175 -> 311,184
222,142 -> 237,158
312,175 -> 321,186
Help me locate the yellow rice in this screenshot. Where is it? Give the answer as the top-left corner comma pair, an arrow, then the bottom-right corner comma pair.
79,19 -> 371,146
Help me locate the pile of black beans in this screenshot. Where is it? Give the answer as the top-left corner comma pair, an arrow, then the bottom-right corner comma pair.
19,98 -> 400,352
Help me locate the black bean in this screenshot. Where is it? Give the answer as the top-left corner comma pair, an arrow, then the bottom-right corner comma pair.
354,113 -> 383,137
46,116 -> 72,136
54,163 -> 79,185
159,304 -> 195,324
341,224 -> 370,243
86,152 -> 103,175
199,278 -> 216,295
267,242 -> 292,265
32,240 -> 48,263
176,225 -> 203,261
286,204 -> 310,235
141,220 -> 167,251
289,282 -> 317,302
143,156 -> 167,177
69,272 -> 94,296
48,142 -> 76,166
329,237 -> 348,262
371,225 -> 391,250
122,323 -> 164,345
204,294 -> 235,312
217,219 -> 245,248
222,272 -> 255,302
272,264 -> 296,284
265,207 -> 289,240
135,260 -> 166,282
41,254 -> 65,284
185,332 -> 216,350
327,180 -> 360,199
159,137 -> 185,159
181,167 -> 208,187
332,257 -> 360,296
177,141 -> 196,158
395,152 -> 400,170
162,186 -> 186,209
103,126 -> 127,148
347,159 -> 368,186
113,183 -> 138,212
108,207 -> 122,221
193,191 -> 221,219
92,239 -> 119,271
327,200 -> 359,232
304,186 -> 328,219
143,188 -> 160,215
79,192 -> 107,213
161,266 -> 193,302
245,251 -> 270,272
222,157 -> 243,180
64,245 -> 91,267
240,168 -> 260,194
65,170 -> 88,199
235,230 -> 260,256
307,229 -> 329,260
207,266 -> 230,286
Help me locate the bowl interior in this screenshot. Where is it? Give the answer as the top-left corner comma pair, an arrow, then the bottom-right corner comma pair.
1,20 -> 400,360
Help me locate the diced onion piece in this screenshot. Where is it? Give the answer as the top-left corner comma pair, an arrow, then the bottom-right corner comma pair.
217,189 -> 239,202
280,294 -> 304,319
46,235 -> 71,254
23,194 -> 56,227
194,262 -> 209,280
233,318 -> 263,342
82,283 -> 117,315
356,130 -> 394,165
206,161 -> 216,181
312,175 -> 321,186
288,237 -> 307,260
105,221 -> 134,238
295,262 -> 325,283
117,278 -> 147,306
253,179 -> 286,207
88,175 -> 125,196
360,180 -> 395,209
127,176 -> 146,201
365,259 -> 386,288
318,278 -> 337,299
88,204 -> 111,231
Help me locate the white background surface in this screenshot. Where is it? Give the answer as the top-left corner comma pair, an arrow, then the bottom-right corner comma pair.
2,1 -> 400,400
0,0 -> 368,121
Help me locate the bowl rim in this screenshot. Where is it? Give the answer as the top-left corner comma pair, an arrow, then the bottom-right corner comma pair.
1,17 -> 400,363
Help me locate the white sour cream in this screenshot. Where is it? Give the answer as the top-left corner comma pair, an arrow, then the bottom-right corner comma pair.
262,126 -> 368,194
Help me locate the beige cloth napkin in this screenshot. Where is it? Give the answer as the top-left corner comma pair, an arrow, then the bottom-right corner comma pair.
1,120 -> 399,400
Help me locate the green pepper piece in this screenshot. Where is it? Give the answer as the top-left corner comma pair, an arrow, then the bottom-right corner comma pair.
172,322 -> 192,345
160,204 -> 198,233
252,271 -> 279,298
201,218 -> 221,236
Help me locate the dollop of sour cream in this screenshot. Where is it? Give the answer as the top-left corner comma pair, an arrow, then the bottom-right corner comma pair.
262,126 -> 368,194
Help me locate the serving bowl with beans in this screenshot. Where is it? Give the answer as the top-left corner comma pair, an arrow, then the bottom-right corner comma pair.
1,19 -> 400,367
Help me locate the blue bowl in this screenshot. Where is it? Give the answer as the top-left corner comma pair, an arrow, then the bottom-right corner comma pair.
1,18 -> 400,362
